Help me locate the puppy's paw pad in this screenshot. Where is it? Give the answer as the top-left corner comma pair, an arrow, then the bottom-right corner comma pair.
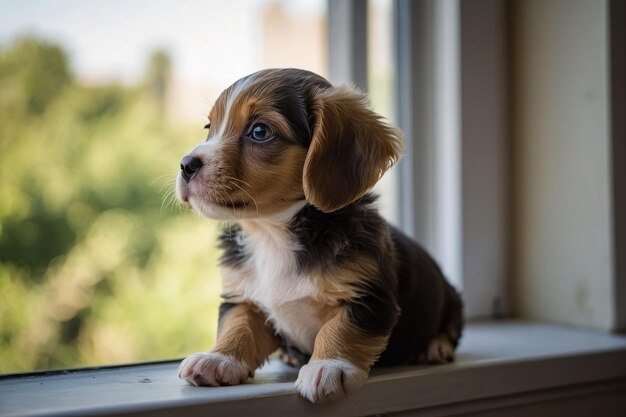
427,336 -> 455,364
295,359 -> 367,403
178,352 -> 249,387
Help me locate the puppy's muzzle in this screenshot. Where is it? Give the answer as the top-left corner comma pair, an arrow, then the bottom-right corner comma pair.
180,155 -> 203,182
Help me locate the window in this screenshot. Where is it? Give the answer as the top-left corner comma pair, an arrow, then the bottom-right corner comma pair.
0,0 -> 327,374
2,0 -> 626,415
1,0 -> 624,393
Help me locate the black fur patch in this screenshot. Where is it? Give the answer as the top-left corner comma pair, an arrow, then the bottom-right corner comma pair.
289,193 -> 387,273
287,194 -> 401,334
218,302 -> 237,324
374,226 -> 464,366
289,194 -> 401,336
271,90 -> 310,146
268,71 -> 331,147
347,285 -> 400,336
218,224 -> 246,267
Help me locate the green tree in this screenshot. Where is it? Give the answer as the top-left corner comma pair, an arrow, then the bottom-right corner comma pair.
145,49 -> 172,116
0,37 -> 71,118
0,37 -> 221,374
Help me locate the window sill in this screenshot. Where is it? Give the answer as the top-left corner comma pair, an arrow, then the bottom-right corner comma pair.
2,320 -> 626,417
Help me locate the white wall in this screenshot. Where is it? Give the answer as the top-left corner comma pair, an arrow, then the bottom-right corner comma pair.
459,0 -> 509,318
512,0 -> 615,330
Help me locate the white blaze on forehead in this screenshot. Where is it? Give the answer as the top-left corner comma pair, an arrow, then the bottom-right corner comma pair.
214,73 -> 258,141
188,71 -> 257,157
189,139 -> 220,160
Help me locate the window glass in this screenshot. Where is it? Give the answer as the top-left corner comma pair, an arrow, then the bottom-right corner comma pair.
0,0 -> 327,374
368,0 -> 398,226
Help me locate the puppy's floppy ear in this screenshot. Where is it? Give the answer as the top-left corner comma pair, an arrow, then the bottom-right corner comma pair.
303,85 -> 404,213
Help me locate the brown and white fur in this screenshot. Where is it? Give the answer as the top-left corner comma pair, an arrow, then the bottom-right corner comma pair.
175,69 -> 463,402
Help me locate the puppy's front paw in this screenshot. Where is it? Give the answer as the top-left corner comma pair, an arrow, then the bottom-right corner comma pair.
178,352 -> 249,387
295,359 -> 367,403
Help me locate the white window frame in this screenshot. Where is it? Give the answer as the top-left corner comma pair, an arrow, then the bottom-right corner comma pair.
328,0 -> 368,90
392,0 -> 509,318
610,0 -> 626,332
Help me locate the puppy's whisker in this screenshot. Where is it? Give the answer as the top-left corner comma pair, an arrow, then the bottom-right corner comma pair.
213,188 -> 235,210
224,175 -> 254,190
151,173 -> 177,186
228,180 -> 259,213
215,189 -> 228,207
168,192 -> 180,210
160,189 -> 174,213
167,191 -> 178,211
221,184 -> 248,214
158,179 -> 178,194
158,174 -> 179,213
161,188 -> 173,203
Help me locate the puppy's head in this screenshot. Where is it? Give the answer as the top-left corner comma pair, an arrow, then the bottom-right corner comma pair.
176,69 -> 403,220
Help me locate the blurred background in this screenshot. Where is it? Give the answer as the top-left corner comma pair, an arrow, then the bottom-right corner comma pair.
0,0 -> 395,373
1,0 -> 624,376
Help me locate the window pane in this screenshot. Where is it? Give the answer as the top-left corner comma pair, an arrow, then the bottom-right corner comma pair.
368,0 -> 398,226
0,0 -> 327,374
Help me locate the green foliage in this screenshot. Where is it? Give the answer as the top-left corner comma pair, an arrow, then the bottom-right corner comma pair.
0,37 -> 71,117
145,49 -> 172,113
0,37 -> 221,373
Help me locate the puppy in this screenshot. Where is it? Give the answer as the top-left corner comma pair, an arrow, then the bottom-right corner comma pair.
176,68 -> 463,402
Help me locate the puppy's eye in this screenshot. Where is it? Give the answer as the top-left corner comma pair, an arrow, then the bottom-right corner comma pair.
248,123 -> 274,143
204,123 -> 211,129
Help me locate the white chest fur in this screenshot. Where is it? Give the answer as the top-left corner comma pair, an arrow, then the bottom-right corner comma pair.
227,218 -> 325,353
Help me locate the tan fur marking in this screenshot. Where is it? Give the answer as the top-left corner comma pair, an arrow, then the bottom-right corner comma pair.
315,256 -> 381,305
207,86 -> 230,137
212,302 -> 279,371
227,145 -> 306,217
197,89 -> 309,217
311,309 -> 388,371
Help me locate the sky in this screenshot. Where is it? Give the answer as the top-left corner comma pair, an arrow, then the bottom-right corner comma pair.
0,0 -> 325,87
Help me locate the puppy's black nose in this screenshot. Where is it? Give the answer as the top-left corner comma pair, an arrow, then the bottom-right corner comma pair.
180,156 -> 203,182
